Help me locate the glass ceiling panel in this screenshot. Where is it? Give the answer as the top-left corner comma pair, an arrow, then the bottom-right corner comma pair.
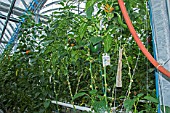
0,19 -> 5,29
2,30 -> 11,42
15,0 -> 25,9
8,22 -> 15,31
24,0 -> 33,6
8,21 -> 17,32
0,2 -> 10,16
2,35 -> 8,42
1,47 -> 4,53
11,1 -> 28,19
40,0 -> 61,15
0,12 -> 8,17
1,0 -> 11,5
0,44 -> 4,48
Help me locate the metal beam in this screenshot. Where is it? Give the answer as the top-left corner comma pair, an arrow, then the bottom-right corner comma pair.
0,0 -> 17,41
0,40 -> 8,44
0,14 -> 19,23
35,0 -> 48,11
8,22 -> 15,31
1,34 -> 9,42
0,43 -> 5,48
20,0 -> 28,9
0,1 -> 26,12
7,0 -> 11,3
41,8 -> 60,14
42,1 -> 59,8
0,2 -> 49,20
0,48 -> 2,51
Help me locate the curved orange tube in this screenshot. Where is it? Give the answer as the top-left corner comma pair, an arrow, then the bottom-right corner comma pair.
118,0 -> 170,77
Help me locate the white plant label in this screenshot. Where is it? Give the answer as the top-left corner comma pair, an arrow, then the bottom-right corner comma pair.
102,53 -> 110,67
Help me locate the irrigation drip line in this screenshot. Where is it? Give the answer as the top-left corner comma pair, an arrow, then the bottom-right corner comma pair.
118,0 -> 170,77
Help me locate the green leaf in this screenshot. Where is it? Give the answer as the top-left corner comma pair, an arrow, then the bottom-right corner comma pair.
86,6 -> 94,19
42,40 -> 53,46
44,99 -> 50,109
148,68 -> 155,73
89,89 -> 97,95
116,12 -> 127,29
73,92 -> 86,100
137,93 -> 144,98
90,37 -> 103,45
139,110 -> 145,113
85,0 -> 96,10
144,95 -> 158,103
119,96 -> 126,99
92,100 -> 108,113
85,0 -> 96,19
59,2 -> 64,6
79,23 -> 87,39
104,36 -> 112,52
124,99 -> 135,112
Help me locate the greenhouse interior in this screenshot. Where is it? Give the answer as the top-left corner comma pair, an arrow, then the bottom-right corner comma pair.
0,0 -> 170,113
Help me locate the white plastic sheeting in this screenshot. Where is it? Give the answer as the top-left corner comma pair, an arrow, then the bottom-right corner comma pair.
150,0 -> 170,112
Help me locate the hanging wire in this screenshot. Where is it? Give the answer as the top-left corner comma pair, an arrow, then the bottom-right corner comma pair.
145,0 -> 149,95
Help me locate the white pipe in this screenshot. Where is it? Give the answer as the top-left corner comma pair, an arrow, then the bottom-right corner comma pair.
51,101 -> 93,112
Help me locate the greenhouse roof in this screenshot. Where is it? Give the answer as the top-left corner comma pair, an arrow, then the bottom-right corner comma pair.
0,0 -> 85,54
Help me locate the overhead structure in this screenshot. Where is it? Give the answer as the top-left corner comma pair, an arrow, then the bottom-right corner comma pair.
0,0 -> 17,42
0,0 -> 48,54
0,0 -> 86,54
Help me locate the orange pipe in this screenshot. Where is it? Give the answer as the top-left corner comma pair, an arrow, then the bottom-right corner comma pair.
118,0 -> 170,77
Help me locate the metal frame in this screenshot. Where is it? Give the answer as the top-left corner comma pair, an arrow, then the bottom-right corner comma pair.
0,1 -> 48,20
0,0 -> 17,41
0,14 -> 20,23
0,0 -> 49,52
21,0 -> 28,9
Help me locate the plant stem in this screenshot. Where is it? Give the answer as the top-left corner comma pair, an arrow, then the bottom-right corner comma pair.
75,73 -> 83,95
90,61 -> 94,90
104,65 -> 108,107
67,73 -> 76,111
65,56 -> 75,111
134,99 -> 139,113
67,73 -> 73,100
123,49 -> 132,98
134,104 -> 137,113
